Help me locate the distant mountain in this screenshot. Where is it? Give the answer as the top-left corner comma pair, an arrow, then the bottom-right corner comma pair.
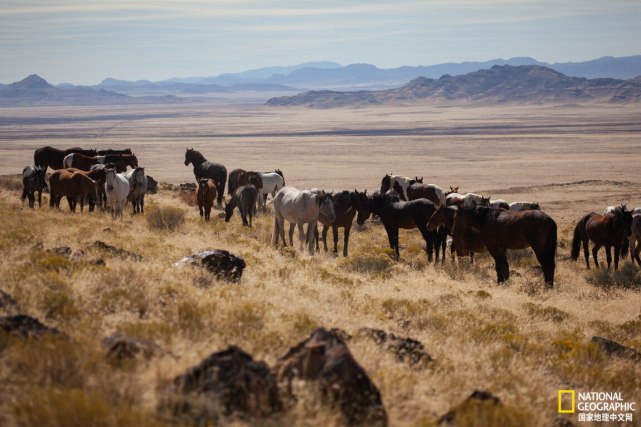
552,56 -> 641,79
97,78 -> 228,95
266,65 -> 641,108
0,75 -> 181,106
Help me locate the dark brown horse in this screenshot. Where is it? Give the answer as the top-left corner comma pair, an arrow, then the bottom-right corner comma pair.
227,168 -> 245,196
368,191 -> 438,261
296,190 -> 370,257
197,178 -> 217,221
426,205 -> 458,261
571,206 -> 632,269
407,183 -> 446,207
49,170 -> 99,212
225,185 -> 258,227
454,206 -> 557,287
97,148 -> 133,155
184,148 -> 227,206
34,146 -> 97,172
238,171 -> 263,192
64,153 -> 137,172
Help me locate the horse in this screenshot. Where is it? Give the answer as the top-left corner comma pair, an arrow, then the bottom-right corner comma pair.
272,187 -> 336,255
64,167 -> 108,211
368,191 -> 438,261
227,168 -> 245,196
454,206 -> 557,287
571,206 -> 632,269
48,170 -> 99,212
63,153 -> 137,173
426,205 -> 460,261
105,169 -> 130,220
257,170 -> 286,207
197,178 -> 217,221
461,193 -> 490,208
445,191 -> 465,207
124,167 -> 148,214
21,165 -> 47,208
490,199 -> 510,210
509,202 -> 541,211
407,183 -> 446,207
34,146 -> 97,172
225,185 -> 258,227
238,171 -> 263,194
294,190 -> 370,257
184,148 -> 227,206
629,214 -> 641,265
97,148 -> 133,156
380,174 -> 422,201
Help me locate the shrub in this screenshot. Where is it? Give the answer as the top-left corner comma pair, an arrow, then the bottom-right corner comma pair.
586,262 -> 641,290
339,247 -> 393,277
146,206 -> 185,231
178,190 -> 197,206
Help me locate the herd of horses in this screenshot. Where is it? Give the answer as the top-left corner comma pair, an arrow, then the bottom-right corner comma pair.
18,148 -> 641,288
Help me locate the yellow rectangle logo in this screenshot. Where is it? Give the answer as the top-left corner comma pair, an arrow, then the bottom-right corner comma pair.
558,390 -> 575,413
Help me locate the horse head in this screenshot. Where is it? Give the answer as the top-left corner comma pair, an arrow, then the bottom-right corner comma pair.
223,199 -> 234,222
184,148 -> 193,166
353,189 -> 371,225
380,174 -> 391,193
415,176 -> 423,184
532,202 -> 541,210
319,192 -> 336,223
479,196 -> 491,207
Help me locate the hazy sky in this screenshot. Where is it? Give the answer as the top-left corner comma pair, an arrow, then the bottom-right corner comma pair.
1,0 -> 640,84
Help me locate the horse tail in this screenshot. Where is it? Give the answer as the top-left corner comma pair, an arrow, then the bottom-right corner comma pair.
543,220 -> 557,287
622,234 -> 630,257
272,213 -> 280,247
218,173 -> 227,205
571,219 -> 583,261
20,186 -> 28,202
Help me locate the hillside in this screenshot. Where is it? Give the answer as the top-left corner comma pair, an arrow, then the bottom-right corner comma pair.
266,65 -> 641,107
0,75 -> 181,107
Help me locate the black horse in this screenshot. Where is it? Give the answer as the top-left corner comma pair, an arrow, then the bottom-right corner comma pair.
21,165 -> 47,208
34,146 -> 97,172
368,191 -> 438,261
184,148 -> 227,206
97,148 -> 133,155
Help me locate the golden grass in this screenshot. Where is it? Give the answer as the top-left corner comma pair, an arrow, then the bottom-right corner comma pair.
0,183 -> 640,427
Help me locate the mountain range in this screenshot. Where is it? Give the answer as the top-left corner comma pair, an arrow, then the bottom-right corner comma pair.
266,65 -> 641,108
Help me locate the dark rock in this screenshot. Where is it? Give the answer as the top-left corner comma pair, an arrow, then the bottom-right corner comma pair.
165,346 -> 281,421
92,240 -> 143,261
178,182 -> 197,192
592,336 -> 641,362
102,332 -> 162,361
358,327 -> 433,368
174,250 -> 245,282
0,314 -> 61,338
49,246 -> 72,257
0,290 -> 19,315
438,390 -> 502,426
273,328 -> 387,426
91,258 -> 106,266
146,175 -> 158,194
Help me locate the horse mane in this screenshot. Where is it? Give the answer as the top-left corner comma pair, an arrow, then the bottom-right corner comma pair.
187,149 -> 206,164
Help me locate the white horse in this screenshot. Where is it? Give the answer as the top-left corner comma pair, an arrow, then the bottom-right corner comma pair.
462,193 -> 490,208
272,186 -> 336,255
509,201 -> 541,211
105,169 -> 130,219
257,170 -> 285,207
124,167 -> 147,214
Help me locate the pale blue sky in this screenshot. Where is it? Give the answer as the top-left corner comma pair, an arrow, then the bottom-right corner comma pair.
1,0 -> 640,84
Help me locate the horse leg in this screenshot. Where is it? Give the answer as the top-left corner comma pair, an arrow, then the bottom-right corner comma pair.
490,249 -> 509,284
323,225 -> 332,253
313,224 -> 320,252
343,225 -> 351,257
417,224 -> 434,262
592,244 -> 601,269
605,245 -> 612,269
28,191 -> 35,208
582,237 -> 590,268
288,223 -> 295,246
614,244 -> 621,270
306,221 -> 317,255
297,222 -> 306,252
635,237 -> 641,265
140,195 -> 144,214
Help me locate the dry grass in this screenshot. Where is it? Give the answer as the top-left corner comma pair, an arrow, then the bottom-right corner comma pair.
1,103 -> 641,426
0,182 -> 640,427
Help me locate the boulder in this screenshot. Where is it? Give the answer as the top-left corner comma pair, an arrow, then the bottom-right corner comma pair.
273,328 -> 387,426
164,346 -> 281,421
0,314 -> 61,338
358,327 -> 433,368
174,250 -> 245,282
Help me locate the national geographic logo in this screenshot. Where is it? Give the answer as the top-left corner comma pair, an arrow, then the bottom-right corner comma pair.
558,390 -> 575,413
558,390 -> 636,423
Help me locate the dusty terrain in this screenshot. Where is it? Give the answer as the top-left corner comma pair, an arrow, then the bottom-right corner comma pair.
1,102 -> 640,426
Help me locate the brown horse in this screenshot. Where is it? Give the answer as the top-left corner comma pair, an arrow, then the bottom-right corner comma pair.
228,168 -> 245,196
225,185 -> 258,227
64,167 -> 107,210
571,207 -> 632,269
454,206 -> 557,287
368,191 -> 438,261
197,178 -> 217,221
426,205 -> 459,261
407,183 -> 446,207
49,170 -> 99,212
238,171 -> 263,192
34,146 -> 97,172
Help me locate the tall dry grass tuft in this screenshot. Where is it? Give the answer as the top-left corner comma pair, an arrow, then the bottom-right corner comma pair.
146,205 -> 186,231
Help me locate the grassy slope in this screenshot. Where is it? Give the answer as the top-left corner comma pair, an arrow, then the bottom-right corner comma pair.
0,182 -> 640,426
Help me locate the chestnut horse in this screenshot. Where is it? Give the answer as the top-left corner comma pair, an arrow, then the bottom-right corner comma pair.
368,191 -> 438,261
34,146 -> 97,172
454,206 -> 557,287
184,148 -> 227,206
197,178 -> 217,221
64,167 -> 108,211
407,183 -> 446,207
49,170 -> 99,212
571,206 -> 632,269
